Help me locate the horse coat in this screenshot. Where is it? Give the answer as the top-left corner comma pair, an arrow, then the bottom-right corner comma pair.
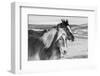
28,29 -> 61,60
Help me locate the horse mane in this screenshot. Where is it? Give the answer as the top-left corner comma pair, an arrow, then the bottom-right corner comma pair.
28,30 -> 47,39
39,28 -> 59,60
40,28 -> 57,48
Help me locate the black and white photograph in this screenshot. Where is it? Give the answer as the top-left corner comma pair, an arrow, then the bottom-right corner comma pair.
28,15 -> 88,61
9,1 -> 98,74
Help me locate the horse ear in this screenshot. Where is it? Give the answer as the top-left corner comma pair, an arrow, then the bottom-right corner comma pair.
66,20 -> 69,25
41,29 -> 56,48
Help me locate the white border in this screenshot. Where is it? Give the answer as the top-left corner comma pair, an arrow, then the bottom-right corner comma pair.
11,2 -> 96,74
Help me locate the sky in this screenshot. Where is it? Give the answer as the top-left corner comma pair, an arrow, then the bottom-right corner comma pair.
28,15 -> 88,25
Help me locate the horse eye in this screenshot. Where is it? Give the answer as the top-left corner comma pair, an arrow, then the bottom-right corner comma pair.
65,38 -> 67,40
59,37 -> 62,40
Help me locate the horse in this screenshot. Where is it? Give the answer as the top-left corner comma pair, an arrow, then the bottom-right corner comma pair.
55,19 -> 74,58
28,19 -> 74,60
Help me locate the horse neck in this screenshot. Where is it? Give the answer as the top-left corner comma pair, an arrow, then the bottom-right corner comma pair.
49,30 -> 58,48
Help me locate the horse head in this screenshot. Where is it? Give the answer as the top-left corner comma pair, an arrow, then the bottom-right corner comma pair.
40,19 -> 74,59
56,19 -> 75,57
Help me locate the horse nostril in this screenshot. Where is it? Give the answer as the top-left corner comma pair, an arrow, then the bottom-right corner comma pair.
64,50 -> 67,54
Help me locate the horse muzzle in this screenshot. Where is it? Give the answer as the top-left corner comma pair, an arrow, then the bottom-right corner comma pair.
60,47 -> 67,58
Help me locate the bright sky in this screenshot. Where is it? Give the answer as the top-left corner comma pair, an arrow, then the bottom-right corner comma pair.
29,15 -> 88,25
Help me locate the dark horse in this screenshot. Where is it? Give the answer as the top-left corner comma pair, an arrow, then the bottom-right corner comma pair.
28,19 -> 74,60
